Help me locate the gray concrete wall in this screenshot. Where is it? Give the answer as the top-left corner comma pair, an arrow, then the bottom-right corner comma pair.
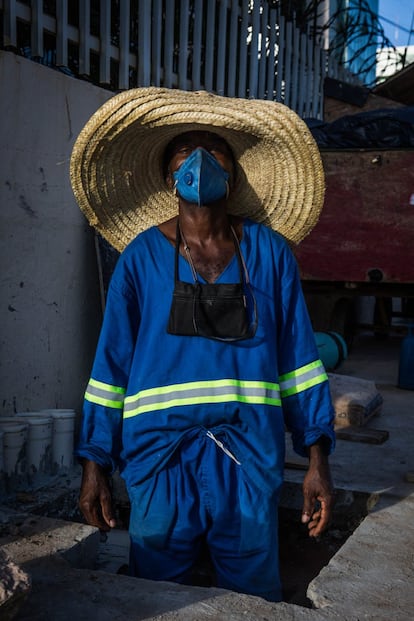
0,51 -> 113,417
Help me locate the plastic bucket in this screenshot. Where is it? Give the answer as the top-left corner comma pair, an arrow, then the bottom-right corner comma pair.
40,409 -> 76,470
315,331 -> 348,371
0,421 -> 28,476
398,328 -> 414,390
14,413 -> 53,475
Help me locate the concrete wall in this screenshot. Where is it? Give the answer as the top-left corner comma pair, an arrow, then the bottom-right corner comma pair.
0,51 -> 113,417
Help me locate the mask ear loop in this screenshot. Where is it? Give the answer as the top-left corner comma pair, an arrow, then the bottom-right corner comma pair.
225,181 -> 230,200
231,226 -> 258,338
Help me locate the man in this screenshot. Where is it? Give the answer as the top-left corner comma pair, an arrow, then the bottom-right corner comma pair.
70,87 -> 335,602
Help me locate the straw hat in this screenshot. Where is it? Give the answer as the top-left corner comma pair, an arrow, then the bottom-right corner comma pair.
70,87 -> 324,252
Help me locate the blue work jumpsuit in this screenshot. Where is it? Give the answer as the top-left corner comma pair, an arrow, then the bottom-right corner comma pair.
76,218 -> 335,601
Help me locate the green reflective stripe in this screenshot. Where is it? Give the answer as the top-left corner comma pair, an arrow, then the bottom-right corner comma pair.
88,378 -> 125,394
279,360 -> 328,398
85,392 -> 125,408
279,360 -> 323,382
85,378 -> 125,409
126,378 -> 277,399
123,379 -> 281,419
280,373 -> 328,398
124,393 -> 281,419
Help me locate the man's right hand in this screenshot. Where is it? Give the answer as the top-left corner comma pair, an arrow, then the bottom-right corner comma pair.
78,459 -> 117,531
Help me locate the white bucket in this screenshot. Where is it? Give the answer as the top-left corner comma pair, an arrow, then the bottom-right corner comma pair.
40,409 -> 76,470
14,413 -> 53,475
0,421 -> 28,476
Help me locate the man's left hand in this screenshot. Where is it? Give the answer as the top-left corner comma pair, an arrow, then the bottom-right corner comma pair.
301,441 -> 335,538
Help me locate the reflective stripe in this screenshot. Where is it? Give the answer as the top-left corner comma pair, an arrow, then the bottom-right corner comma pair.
279,360 -> 328,398
85,378 -> 125,409
123,379 -> 281,419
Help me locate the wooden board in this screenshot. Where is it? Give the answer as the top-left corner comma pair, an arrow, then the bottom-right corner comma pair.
284,460 -> 308,471
335,426 -> 389,444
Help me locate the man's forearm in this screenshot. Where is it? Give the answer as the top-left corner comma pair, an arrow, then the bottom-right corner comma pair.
307,436 -> 331,465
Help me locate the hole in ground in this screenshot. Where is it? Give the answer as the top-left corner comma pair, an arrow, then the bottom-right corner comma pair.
278,483 -> 376,607
3,480 -> 374,609
173,491 -> 371,608
279,506 -> 362,607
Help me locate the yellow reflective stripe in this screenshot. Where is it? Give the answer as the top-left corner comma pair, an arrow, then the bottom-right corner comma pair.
279,360 -> 323,382
127,378 -> 278,399
280,374 -> 328,398
123,379 -> 281,419
124,393 -> 281,419
84,378 -> 125,409
84,392 -> 124,409
279,360 -> 328,398
88,378 -> 125,394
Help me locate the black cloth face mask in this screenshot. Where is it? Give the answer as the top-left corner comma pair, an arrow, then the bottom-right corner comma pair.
167,222 -> 257,342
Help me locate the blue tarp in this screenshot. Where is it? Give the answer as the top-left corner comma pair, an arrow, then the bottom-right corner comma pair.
305,107 -> 414,149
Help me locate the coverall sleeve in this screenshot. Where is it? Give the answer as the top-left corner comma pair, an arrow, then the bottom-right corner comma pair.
75,254 -> 140,473
276,243 -> 335,458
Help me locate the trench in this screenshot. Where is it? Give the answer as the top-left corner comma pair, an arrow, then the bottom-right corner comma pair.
278,489 -> 371,607
12,478 -> 373,609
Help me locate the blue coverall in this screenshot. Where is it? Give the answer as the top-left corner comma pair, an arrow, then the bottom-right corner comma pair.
76,218 -> 335,601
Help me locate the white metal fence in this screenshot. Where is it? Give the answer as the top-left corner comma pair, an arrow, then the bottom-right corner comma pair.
0,0 -> 359,119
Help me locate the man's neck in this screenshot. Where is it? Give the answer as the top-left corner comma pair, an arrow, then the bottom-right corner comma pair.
177,202 -> 232,245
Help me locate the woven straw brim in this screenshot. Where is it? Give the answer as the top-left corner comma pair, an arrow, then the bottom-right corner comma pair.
70,87 -> 325,252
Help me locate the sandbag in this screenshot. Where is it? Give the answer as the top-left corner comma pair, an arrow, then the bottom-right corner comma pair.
328,373 -> 383,428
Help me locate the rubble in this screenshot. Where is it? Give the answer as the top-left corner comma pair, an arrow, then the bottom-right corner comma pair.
0,548 -> 31,621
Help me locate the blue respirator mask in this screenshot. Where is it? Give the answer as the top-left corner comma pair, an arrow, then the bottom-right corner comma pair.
172,147 -> 230,207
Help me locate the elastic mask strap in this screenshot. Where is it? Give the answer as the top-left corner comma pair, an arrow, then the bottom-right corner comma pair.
176,221 -> 244,285
230,225 -> 258,338
174,220 -> 199,284
174,220 -> 181,284
173,221 -> 200,334
230,225 -> 246,285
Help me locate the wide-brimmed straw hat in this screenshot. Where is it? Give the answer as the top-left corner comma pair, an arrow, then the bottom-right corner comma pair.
70,87 -> 324,252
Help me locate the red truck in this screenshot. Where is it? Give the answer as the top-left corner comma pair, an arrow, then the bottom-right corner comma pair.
294,148 -> 414,343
